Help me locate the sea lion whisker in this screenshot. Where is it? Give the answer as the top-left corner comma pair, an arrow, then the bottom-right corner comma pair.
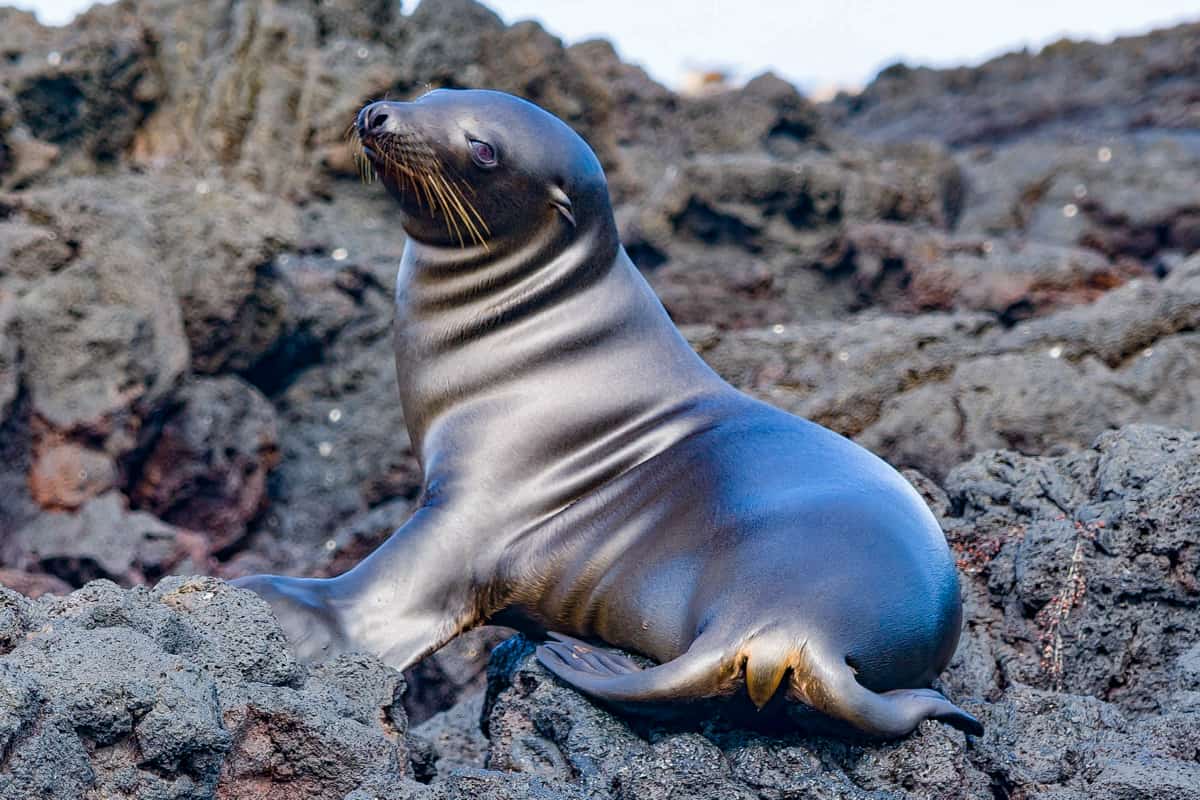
386,143 -> 419,200
437,173 -> 484,247
432,170 -> 468,245
451,178 -> 490,237
432,174 -> 465,245
433,166 -> 488,243
439,174 -> 483,235
354,139 -> 377,185
380,142 -> 424,209
428,171 -> 467,246
419,170 -> 440,216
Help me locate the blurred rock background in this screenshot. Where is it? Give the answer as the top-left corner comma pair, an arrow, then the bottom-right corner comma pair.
0,1 -> 1198,797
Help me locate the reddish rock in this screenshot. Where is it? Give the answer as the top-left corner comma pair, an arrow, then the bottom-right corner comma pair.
28,441 -> 117,510
132,377 -> 279,553
844,222 -> 1145,319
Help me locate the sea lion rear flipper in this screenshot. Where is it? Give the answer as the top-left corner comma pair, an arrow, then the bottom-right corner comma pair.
873,687 -> 984,736
536,632 -> 730,704
795,642 -> 985,738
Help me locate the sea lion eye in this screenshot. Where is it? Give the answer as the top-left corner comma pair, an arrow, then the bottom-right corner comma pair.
469,139 -> 497,168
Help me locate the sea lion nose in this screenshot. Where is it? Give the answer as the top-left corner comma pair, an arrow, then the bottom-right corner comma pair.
357,101 -> 394,136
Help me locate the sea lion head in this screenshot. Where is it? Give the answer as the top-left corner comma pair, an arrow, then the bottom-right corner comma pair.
354,89 -> 609,248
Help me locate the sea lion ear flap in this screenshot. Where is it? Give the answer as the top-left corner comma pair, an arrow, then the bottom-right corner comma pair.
549,184 -> 576,227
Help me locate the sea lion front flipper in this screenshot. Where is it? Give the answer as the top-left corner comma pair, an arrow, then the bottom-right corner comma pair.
231,574 -> 350,662
234,507 -> 474,671
536,632 -> 731,704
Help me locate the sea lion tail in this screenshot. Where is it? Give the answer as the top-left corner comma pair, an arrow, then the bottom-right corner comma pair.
536,631 -> 735,703
794,640 -> 984,738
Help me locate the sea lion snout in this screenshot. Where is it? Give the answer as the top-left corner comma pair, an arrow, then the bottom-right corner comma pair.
357,100 -> 405,141
355,100 -> 393,138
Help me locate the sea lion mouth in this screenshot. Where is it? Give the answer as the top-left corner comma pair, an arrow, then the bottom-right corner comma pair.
349,107 -> 490,248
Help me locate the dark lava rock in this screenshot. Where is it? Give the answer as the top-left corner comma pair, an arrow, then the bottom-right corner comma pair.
410,691 -> 490,779
0,218 -> 74,283
943,424 -> 1200,713
0,576 -> 422,800
3,492 -> 198,585
675,71 -> 825,158
631,142 -> 964,328
686,311 -> 997,444
842,221 -> 1143,319
827,23 -> 1200,145
131,376 -> 279,553
2,172 -> 291,446
690,252 -> 1200,479
857,257 -> 1200,477
955,138 -> 1200,262
0,0 -> 627,203
825,24 -> 1200,275
9,205 -> 187,442
0,3 -> 158,178
0,291 -> 18,424
8,174 -> 298,376
0,389 -> 37,543
825,25 -> 1200,266
256,330 -> 419,568
127,0 -> 399,199
404,628 -> 513,726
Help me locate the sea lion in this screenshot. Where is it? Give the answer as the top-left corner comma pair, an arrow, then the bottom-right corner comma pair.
235,89 -> 982,738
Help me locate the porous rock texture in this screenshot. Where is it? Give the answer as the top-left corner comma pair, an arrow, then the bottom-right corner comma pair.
0,576 -> 420,800
0,0 -> 1198,794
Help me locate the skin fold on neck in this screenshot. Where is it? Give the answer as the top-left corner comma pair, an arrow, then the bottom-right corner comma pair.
392,208 -> 732,532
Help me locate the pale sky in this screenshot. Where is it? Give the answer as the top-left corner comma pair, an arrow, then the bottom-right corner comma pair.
13,0 -> 1200,93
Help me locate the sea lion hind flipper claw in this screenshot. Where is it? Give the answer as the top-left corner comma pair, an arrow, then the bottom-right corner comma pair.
541,633 -> 643,675
537,637 -> 641,679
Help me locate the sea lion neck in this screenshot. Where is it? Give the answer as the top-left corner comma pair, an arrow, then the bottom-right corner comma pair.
392,213 -> 729,524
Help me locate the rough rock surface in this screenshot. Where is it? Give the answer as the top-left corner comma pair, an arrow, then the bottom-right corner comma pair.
131,376 -> 279,553
4,491 -> 201,586
826,24 -> 1200,266
0,577 -> 420,800
689,252 -> 1200,479
840,222 -> 1144,319
826,23 -> 1200,144
942,425 -> 1200,712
